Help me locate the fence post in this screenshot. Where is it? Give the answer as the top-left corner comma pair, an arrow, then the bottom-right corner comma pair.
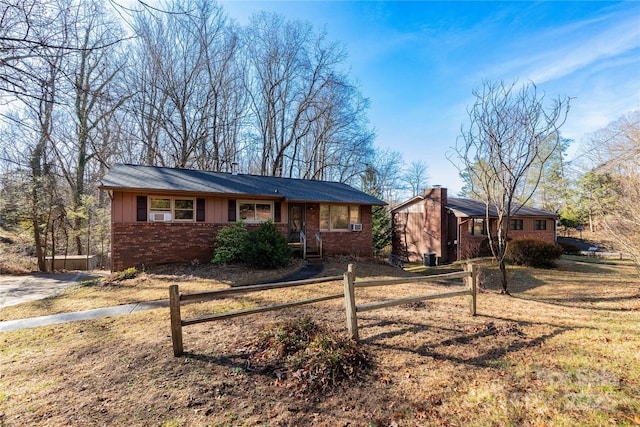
467,263 -> 477,316
343,263 -> 359,341
169,284 -> 184,356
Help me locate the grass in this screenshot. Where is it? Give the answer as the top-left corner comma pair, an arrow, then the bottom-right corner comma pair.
0,259 -> 306,321
1,257 -> 639,426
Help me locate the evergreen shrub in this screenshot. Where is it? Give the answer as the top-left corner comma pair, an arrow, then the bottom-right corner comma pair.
242,220 -> 291,268
212,222 -> 249,264
505,239 -> 564,268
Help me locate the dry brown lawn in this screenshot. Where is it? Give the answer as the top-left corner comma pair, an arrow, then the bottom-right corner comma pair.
1,257 -> 639,426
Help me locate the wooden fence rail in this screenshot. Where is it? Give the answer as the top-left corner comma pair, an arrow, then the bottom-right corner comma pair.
170,263 -> 478,355
169,275 -> 343,356
343,263 -> 477,341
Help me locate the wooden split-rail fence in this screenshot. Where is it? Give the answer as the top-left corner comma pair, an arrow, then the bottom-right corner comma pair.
169,263 -> 477,356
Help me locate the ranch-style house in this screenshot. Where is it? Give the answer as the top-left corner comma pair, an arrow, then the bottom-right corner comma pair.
391,187 -> 558,265
100,164 -> 385,271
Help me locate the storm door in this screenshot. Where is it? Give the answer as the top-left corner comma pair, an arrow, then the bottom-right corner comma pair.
288,203 -> 306,243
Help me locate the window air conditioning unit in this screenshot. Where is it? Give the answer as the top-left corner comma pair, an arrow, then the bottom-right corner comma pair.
350,223 -> 362,232
149,212 -> 172,222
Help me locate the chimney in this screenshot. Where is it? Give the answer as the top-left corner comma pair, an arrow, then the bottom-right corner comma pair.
231,162 -> 238,175
422,187 -> 448,262
423,186 -> 447,205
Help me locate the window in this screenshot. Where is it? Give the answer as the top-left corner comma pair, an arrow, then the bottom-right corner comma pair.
238,200 -> 273,223
150,197 -> 170,212
535,219 -> 547,230
174,199 -> 194,220
149,197 -> 196,222
468,218 -> 487,235
510,219 -> 524,230
320,204 -> 360,231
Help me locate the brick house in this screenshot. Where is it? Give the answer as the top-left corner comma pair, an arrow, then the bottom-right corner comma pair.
100,164 -> 385,271
391,187 -> 558,264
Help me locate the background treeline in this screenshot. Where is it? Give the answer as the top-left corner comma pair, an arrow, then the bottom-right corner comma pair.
1,0 -> 638,271
0,0 -> 416,270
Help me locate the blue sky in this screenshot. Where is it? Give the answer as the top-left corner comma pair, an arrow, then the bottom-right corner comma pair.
221,1 -> 640,195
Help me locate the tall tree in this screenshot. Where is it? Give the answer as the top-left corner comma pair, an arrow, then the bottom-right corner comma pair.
587,111 -> 640,267
0,0 -> 66,100
54,1 -> 127,255
243,12 -> 353,177
403,160 -> 429,197
454,80 -> 570,294
0,0 -> 73,270
130,0 -> 240,170
522,137 -> 571,212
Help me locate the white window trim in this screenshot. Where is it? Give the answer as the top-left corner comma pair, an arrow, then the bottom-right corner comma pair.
148,197 -> 196,222
237,200 -> 274,223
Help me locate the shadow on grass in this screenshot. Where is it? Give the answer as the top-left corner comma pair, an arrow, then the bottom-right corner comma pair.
479,258 -> 623,295
511,293 -> 640,312
358,314 -> 594,369
480,268 -> 547,294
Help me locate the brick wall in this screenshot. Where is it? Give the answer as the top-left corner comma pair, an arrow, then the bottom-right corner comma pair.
423,188 -> 448,261
111,223 -> 223,271
457,229 -> 557,261
508,230 -> 556,242
319,205 -> 374,258
110,213 -> 371,271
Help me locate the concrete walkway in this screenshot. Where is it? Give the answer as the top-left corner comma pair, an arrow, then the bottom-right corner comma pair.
0,261 -> 325,333
0,299 -> 168,332
0,272 -> 87,309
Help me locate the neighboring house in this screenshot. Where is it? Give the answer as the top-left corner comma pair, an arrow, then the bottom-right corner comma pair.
100,164 -> 385,271
391,187 -> 558,264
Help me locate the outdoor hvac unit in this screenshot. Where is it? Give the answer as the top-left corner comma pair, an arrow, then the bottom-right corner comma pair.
350,223 -> 363,232
149,212 -> 172,222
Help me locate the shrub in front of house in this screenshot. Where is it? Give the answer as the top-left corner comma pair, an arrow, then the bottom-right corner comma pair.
505,239 -> 564,268
242,220 -> 291,269
212,222 -> 250,264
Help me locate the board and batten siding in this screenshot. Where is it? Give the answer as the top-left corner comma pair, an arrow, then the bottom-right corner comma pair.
110,191 -> 289,224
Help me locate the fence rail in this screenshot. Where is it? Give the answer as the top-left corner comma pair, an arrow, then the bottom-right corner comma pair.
169,275 -> 343,356
169,263 -> 478,356
343,263 -> 477,341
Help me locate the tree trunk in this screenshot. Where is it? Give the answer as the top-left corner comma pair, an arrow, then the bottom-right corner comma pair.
499,258 -> 510,295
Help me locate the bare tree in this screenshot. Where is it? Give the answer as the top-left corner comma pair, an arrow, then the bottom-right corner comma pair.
363,148 -> 404,204
403,160 -> 429,197
53,1 -> 127,255
0,0 -> 66,100
130,0 -> 241,170
293,78 -> 374,183
454,80 -> 570,294
588,111 -> 640,267
243,12 -> 351,177
0,0 -> 73,270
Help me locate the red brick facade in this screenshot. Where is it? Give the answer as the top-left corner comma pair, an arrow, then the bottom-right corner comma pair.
319,205 -> 374,258
111,222 -> 290,271
392,188 -> 557,264
110,200 -> 374,271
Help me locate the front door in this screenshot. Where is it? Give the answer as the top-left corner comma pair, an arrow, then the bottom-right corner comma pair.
288,203 -> 305,242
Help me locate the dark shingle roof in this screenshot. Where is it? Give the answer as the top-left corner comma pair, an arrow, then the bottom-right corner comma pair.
100,164 -> 385,205
447,197 -> 557,218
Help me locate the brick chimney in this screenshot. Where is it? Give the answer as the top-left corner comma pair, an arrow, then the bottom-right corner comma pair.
422,187 -> 448,262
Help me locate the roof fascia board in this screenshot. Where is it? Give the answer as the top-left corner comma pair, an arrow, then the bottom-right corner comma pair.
390,195 -> 424,212
102,187 -> 286,200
